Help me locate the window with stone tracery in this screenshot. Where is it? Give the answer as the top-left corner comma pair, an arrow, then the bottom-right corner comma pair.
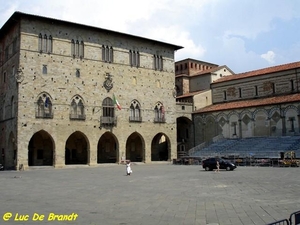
153,54 -> 163,71
129,50 -> 140,67
154,102 -> 165,123
38,33 -> 52,53
70,96 -> 85,120
102,45 -> 113,63
36,93 -> 53,118
129,100 -> 141,122
71,39 -> 84,58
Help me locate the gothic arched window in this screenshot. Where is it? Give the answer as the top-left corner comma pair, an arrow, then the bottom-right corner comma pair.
38,33 -> 53,53
129,100 -> 141,122
154,102 -> 165,123
70,96 -> 85,120
101,97 -> 116,126
36,94 -> 53,118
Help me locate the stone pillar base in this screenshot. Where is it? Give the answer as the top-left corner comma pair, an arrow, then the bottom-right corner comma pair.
54,164 -> 65,169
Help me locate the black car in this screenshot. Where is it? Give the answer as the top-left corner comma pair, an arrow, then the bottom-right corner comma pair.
202,158 -> 236,171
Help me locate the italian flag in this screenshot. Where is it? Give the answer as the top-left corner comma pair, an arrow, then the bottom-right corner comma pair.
113,94 -> 122,110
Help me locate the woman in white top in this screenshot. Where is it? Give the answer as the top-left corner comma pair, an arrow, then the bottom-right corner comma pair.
126,161 -> 132,176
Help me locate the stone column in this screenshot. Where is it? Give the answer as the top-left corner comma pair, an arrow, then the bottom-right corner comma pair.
144,141 -> 151,163
54,141 -> 65,168
88,141 -> 98,166
281,116 -> 286,136
238,119 -> 242,138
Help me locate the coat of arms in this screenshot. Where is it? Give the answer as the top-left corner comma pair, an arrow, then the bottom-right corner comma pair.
103,73 -> 113,92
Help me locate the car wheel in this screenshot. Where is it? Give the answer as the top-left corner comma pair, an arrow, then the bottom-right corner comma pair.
226,166 -> 231,171
205,166 -> 210,171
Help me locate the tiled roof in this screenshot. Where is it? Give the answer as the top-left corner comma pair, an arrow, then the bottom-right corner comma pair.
193,93 -> 300,114
190,65 -> 227,77
176,90 -> 207,98
175,58 -> 219,67
175,65 -> 235,78
213,61 -> 300,83
175,73 -> 189,78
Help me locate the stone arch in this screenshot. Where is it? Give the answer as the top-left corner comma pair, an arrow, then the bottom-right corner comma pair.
193,114 -> 206,144
203,115 -> 218,141
97,132 -> 119,163
269,105 -> 281,118
283,105 -> 298,116
284,105 -> 299,134
240,110 -> 253,138
253,109 -> 269,136
216,112 -> 228,123
215,113 -> 228,138
151,133 -> 170,161
240,109 -> 252,119
228,110 -> 240,120
253,108 -> 268,120
268,106 -> 282,136
28,130 -> 55,166
125,132 -> 145,162
194,114 -> 205,125
176,116 -> 193,157
228,111 -> 240,138
102,40 -> 113,46
65,131 -> 89,165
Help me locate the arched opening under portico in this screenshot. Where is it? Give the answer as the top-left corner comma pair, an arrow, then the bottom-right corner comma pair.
125,132 -> 145,162
151,133 -> 170,161
97,132 -> 118,163
28,130 -> 54,166
65,131 -> 89,165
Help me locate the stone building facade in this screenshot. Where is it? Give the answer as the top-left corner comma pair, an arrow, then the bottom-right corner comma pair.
0,12 -> 182,170
174,59 -> 234,156
193,61 -> 300,146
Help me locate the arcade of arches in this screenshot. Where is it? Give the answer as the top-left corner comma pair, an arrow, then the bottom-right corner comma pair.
27,130 -> 171,167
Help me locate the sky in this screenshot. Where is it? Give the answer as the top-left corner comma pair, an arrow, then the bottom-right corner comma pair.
1,0 -> 300,74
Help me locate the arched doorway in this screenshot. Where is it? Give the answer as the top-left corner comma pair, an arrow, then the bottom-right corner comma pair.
176,117 -> 193,158
151,133 -> 170,161
65,131 -> 89,165
126,132 -> 145,162
97,132 -> 118,163
28,130 -> 54,166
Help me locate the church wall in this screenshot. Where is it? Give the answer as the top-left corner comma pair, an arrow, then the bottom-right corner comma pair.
211,69 -> 300,104
193,103 -> 300,147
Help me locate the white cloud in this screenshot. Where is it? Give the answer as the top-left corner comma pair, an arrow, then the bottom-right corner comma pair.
261,51 -> 276,64
174,32 -> 206,61
1,0 -> 300,73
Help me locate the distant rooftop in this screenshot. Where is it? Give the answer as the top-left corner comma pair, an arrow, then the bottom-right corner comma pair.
213,61 -> 300,84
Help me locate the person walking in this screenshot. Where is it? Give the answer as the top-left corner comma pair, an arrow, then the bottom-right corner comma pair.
215,160 -> 220,172
126,160 -> 132,176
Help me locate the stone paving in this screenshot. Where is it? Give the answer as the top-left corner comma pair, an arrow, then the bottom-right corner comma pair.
0,163 -> 299,225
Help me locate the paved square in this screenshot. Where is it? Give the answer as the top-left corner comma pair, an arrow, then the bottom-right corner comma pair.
0,164 -> 299,225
